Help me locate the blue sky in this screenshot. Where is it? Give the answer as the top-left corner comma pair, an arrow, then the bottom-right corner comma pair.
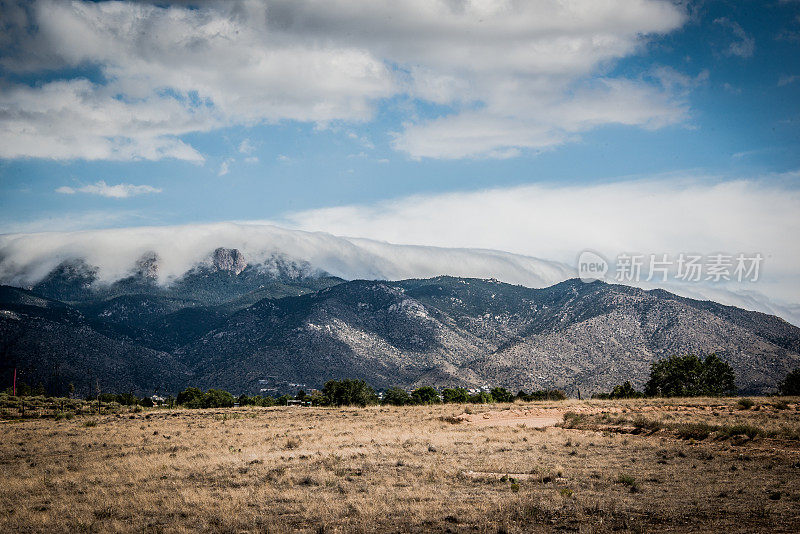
0,0 -> 799,320
0,0 -> 797,231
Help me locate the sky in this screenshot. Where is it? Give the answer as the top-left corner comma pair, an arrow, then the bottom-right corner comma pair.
0,0 -> 799,320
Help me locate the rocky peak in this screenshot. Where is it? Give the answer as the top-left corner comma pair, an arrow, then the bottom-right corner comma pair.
134,251 -> 159,280
212,248 -> 247,274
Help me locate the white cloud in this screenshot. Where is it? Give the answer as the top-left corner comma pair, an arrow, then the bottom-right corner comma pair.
282,176 -> 800,315
0,222 -> 571,296
394,79 -> 688,159
238,139 -> 256,154
0,210 -> 798,325
218,159 -> 232,177
54,181 -> 162,198
714,18 -> 755,58
0,0 -> 689,161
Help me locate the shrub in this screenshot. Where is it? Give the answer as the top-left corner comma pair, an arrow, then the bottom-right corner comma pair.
631,417 -> 662,431
518,389 -> 567,401
773,400 -> 789,410
719,424 -> 765,440
673,422 -> 713,440
595,381 -> 645,399
615,474 -> 638,492
737,398 -> 755,410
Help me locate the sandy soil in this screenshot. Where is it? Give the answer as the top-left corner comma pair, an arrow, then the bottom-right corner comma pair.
459,407 -> 564,427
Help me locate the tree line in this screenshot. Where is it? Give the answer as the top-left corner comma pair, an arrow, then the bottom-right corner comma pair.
178,380 -> 568,409
6,354 -> 800,407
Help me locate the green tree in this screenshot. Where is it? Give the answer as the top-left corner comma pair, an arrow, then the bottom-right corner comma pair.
645,354 -> 736,397
177,387 -> 205,408
321,379 -> 378,407
779,368 -> 800,396
490,387 -> 514,403
203,389 -> 235,408
382,386 -> 412,406
441,387 -> 469,403
469,391 -> 493,404
411,386 -> 440,405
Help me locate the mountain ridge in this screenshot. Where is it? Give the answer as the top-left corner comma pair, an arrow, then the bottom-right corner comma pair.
2,262 -> 798,397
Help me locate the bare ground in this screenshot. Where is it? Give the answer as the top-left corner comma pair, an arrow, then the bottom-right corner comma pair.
1,397 -> 799,533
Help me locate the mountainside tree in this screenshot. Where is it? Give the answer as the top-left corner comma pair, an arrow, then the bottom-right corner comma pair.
644,354 -> 736,397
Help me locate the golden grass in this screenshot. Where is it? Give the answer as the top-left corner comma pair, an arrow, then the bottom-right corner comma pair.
1,398 -> 799,532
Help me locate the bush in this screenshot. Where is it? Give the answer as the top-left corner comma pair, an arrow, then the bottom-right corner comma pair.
644,353 -> 736,397
673,422 -> 714,440
517,389 -> 567,401
382,386 -> 412,406
615,474 -> 639,492
737,398 -> 755,410
595,381 -> 644,399
779,368 -> 800,396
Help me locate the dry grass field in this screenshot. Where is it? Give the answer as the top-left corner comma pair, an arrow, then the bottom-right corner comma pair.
1,397 -> 800,533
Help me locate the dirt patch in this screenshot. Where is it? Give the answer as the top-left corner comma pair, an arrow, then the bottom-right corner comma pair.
458,408 -> 563,428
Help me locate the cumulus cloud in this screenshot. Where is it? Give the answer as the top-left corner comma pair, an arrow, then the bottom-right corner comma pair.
55,181 -> 162,198
0,0 -> 689,161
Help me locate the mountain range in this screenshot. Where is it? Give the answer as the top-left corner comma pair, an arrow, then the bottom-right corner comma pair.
1,247 -> 799,397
